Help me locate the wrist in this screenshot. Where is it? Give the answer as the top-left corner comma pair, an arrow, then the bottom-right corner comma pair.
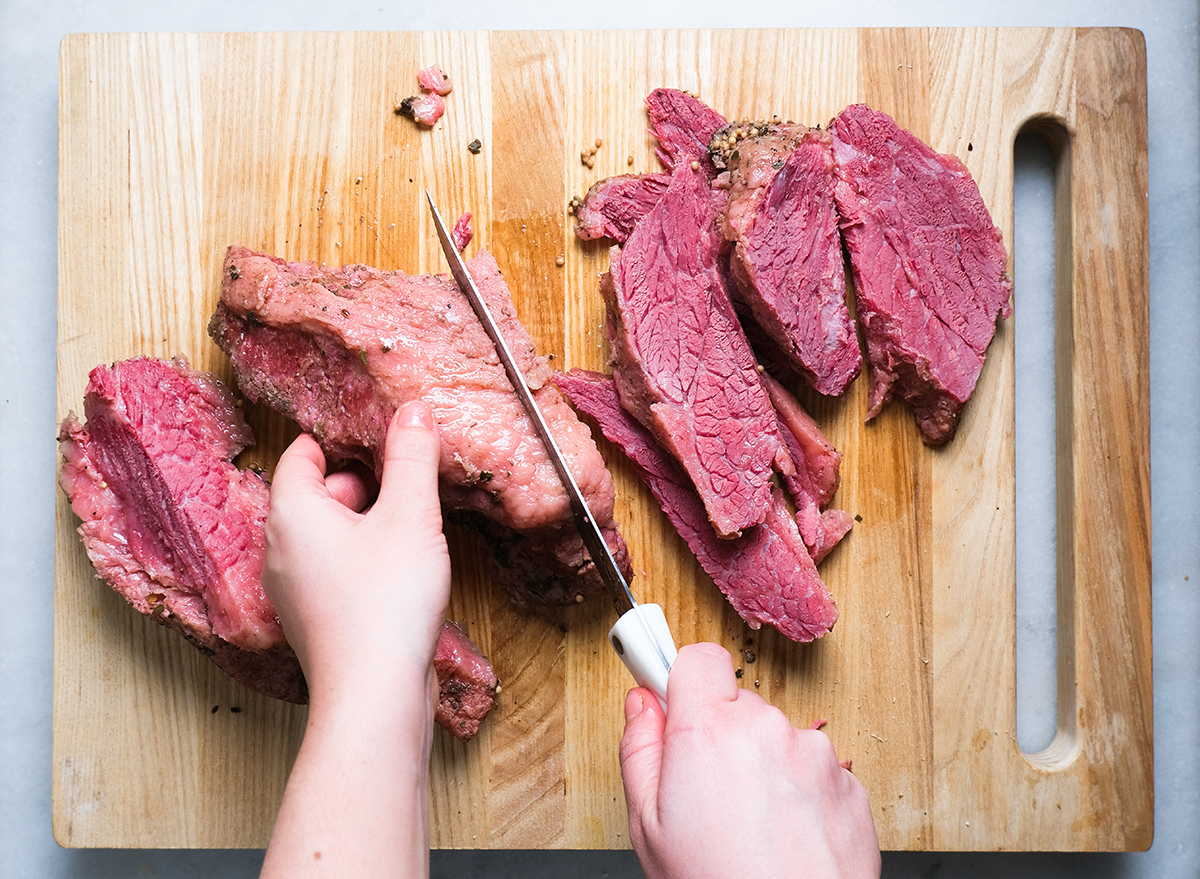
305,656 -> 438,745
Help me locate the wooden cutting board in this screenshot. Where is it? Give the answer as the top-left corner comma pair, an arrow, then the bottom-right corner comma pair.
54,27 -> 1151,851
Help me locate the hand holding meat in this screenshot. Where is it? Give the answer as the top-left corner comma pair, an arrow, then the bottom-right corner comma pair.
619,643 -> 881,879
259,401 -> 449,879
262,400 -> 451,697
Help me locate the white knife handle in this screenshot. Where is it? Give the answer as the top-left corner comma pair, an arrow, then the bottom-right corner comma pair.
609,603 -> 677,712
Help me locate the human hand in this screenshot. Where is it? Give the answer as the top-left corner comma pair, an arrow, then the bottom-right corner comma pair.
619,643 -> 881,879
260,400 -> 449,878
262,400 -> 451,702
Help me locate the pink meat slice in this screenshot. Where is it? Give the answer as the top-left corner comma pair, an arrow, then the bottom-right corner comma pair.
602,164 -> 792,539
573,172 -> 671,243
761,373 -> 854,564
830,103 -> 1013,444
720,126 -> 861,396
556,368 -> 837,642
59,356 -> 280,650
645,87 -> 728,178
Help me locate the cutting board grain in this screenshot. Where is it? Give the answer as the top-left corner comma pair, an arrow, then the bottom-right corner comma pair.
55,27 -> 1151,851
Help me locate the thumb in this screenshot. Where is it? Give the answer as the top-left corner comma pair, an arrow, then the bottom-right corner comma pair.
618,687 -> 666,833
374,400 -> 442,521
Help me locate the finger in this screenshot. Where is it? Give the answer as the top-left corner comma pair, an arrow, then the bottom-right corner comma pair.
270,433 -> 331,502
664,642 -> 740,715
374,401 -> 442,523
618,688 -> 666,833
324,463 -> 377,512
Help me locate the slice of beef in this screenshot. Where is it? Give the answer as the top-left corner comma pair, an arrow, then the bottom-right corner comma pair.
569,86 -> 727,244
59,357 -> 281,652
715,125 -> 861,396
830,104 -> 1013,444
761,373 -> 853,564
58,356 -> 496,740
645,88 -> 728,178
710,121 -> 812,237
572,172 -> 671,243
556,369 -> 837,642
601,163 -> 793,539
209,246 -> 630,604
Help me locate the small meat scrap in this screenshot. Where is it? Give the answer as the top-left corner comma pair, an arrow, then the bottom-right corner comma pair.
58,356 -> 496,740
417,63 -> 453,96
451,211 -> 473,250
397,63 -> 452,127
434,621 -> 499,741
209,246 -> 632,606
571,172 -> 671,243
830,104 -> 1013,444
717,125 -> 861,396
602,164 -> 793,539
397,92 -> 445,127
762,373 -> 853,564
557,369 -> 838,642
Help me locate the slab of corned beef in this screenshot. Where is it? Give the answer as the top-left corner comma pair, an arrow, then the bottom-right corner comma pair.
556,368 -> 838,642
601,163 -> 793,539
830,104 -> 1013,445
571,89 -> 727,243
57,356 -> 497,740
717,124 -> 861,396
209,245 -> 630,606
761,373 -> 854,564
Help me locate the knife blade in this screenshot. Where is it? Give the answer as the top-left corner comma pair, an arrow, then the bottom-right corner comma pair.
426,191 -> 676,707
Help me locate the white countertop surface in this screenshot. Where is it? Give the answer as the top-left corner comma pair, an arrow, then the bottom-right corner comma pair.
2,0 -> 1196,876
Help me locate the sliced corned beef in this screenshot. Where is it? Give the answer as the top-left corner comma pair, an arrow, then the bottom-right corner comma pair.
59,357 -> 281,652
830,104 -> 1013,444
716,124 -> 861,396
570,89 -> 726,243
209,246 -> 631,605
556,368 -> 837,642
762,373 -> 854,564
711,121 -> 812,237
572,172 -> 671,243
645,87 -> 728,178
58,356 -> 497,740
601,163 -> 793,539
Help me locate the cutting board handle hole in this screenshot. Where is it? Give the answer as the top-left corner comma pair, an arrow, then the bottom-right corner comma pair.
1013,118 -> 1079,768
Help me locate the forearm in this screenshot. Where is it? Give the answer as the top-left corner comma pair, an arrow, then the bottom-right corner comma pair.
261,668 -> 438,879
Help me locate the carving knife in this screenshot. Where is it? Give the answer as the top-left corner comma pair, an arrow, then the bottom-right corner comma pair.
426,191 -> 676,709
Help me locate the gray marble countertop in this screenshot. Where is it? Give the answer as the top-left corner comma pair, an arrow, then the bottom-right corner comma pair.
2,1 -> 1195,876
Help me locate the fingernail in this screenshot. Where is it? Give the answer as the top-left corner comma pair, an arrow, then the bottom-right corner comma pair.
624,689 -> 646,722
397,400 -> 433,429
